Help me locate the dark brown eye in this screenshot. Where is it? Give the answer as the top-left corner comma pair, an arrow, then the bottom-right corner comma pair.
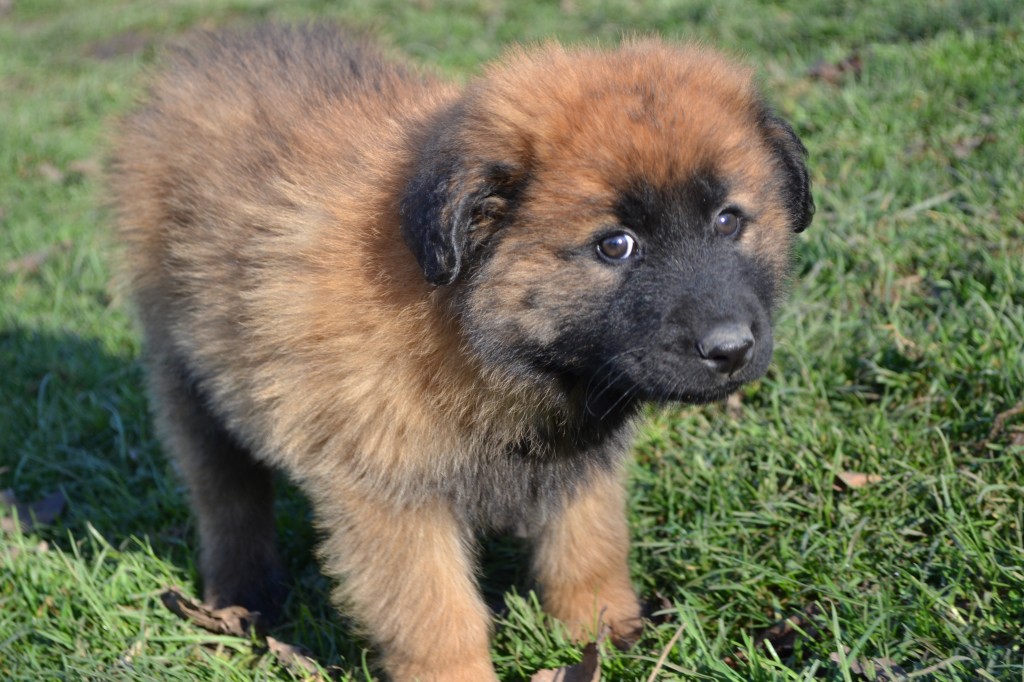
597,232 -> 636,261
715,210 -> 742,237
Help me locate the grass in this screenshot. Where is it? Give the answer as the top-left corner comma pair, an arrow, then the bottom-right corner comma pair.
1,0 -> 1022,679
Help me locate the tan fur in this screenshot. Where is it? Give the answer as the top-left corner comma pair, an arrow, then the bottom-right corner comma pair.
110,25 -> 810,681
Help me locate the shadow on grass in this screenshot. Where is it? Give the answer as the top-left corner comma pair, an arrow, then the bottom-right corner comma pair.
0,325 -> 362,667
0,325 -> 540,673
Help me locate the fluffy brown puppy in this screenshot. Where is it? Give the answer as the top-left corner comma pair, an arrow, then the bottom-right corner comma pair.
110,24 -> 812,682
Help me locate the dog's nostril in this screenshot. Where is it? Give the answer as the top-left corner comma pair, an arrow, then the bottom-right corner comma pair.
697,324 -> 755,376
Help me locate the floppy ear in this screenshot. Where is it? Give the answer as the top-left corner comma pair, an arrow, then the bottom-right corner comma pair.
761,110 -> 815,233
399,114 -> 525,286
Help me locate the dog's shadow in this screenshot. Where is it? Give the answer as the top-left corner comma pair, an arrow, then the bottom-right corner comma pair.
1,324 -> 538,672
0,326 -> 347,665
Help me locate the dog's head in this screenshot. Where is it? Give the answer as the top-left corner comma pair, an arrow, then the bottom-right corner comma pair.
400,39 -> 813,413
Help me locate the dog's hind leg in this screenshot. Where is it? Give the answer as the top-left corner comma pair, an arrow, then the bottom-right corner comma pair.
146,344 -> 288,624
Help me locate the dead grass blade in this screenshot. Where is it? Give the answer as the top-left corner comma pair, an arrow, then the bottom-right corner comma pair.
644,622 -> 685,682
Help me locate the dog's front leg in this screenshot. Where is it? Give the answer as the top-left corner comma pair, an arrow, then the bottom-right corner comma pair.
531,466 -> 643,648
316,490 -> 497,682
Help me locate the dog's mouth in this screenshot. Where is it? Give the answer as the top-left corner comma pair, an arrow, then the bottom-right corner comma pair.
637,376 -> 750,405
580,333 -> 774,412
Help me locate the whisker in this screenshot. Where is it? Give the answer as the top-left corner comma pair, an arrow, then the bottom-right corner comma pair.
583,346 -> 647,418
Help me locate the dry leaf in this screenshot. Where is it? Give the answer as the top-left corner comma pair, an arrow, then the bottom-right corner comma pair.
975,401 -> 1024,453
834,472 -> 883,490
161,588 -> 328,678
4,240 -> 72,276
530,641 -> 600,682
37,162 -> 65,183
2,539 -> 49,560
0,488 -> 67,532
160,588 -> 263,637
118,637 -> 146,668
951,134 -> 995,160
757,603 -> 822,656
68,158 -> 102,178
989,402 -> 1023,440
267,636 -> 325,680
830,647 -> 908,680
725,392 -> 743,419
643,591 -> 675,625
725,603 -> 823,667
809,51 -> 863,86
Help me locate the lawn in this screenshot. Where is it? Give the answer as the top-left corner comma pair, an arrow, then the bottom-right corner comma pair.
1,0 -> 1022,680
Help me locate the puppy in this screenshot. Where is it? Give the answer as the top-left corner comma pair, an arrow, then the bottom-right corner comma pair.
110,23 -> 812,681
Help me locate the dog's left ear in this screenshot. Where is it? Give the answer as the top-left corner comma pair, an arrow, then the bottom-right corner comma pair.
400,111 -> 525,286
761,110 -> 815,233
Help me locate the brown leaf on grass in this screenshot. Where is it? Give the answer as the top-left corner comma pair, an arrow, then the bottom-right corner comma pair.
0,488 -> 67,532
67,158 -> 102,178
3,240 -> 73,276
266,636 -> 325,680
808,51 -> 863,86
642,591 -> 675,626
725,392 -> 744,419
530,641 -> 601,682
976,400 -> 1024,453
725,603 -> 824,667
951,133 -> 996,160
988,401 -> 1024,441
834,472 -> 883,491
1010,431 -> 1024,447
830,647 -> 908,680
37,162 -> 65,183
161,588 -> 328,678
756,602 -> 823,655
2,540 -> 49,561
159,588 -> 264,637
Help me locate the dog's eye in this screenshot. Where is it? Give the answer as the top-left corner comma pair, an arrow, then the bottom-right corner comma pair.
715,210 -> 742,237
597,232 -> 636,261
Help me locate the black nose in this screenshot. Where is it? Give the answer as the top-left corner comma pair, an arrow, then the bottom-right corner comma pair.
697,324 -> 755,376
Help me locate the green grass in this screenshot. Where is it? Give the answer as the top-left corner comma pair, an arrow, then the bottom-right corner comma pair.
2,0 -> 1022,679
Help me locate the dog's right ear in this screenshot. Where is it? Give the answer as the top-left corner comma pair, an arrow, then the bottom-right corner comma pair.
400,109 -> 527,286
400,140 -> 473,286
760,109 -> 815,233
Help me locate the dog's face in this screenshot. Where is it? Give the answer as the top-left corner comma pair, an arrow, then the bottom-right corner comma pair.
401,41 -> 813,413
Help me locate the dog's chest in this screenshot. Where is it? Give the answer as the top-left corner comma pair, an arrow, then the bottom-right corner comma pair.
443,417 -> 635,531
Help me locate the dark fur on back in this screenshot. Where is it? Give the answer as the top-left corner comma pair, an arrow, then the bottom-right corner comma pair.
110,24 -> 811,682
